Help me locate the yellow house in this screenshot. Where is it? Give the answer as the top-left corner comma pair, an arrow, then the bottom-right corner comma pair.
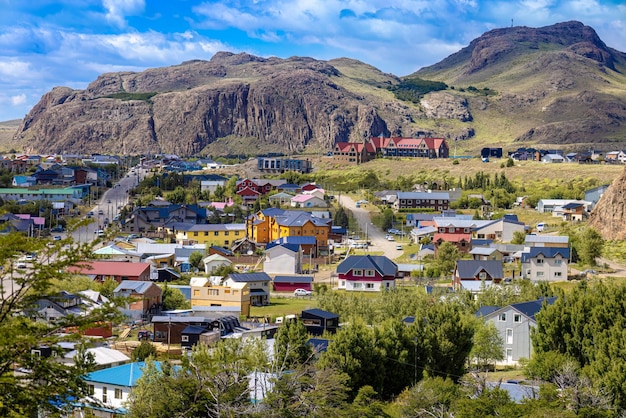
190,276 -> 251,317
174,223 -> 246,246
248,209 -> 331,246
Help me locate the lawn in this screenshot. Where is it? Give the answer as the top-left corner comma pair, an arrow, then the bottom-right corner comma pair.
250,296 -> 318,320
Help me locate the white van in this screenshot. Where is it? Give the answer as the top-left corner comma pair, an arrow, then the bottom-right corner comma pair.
536,223 -> 546,232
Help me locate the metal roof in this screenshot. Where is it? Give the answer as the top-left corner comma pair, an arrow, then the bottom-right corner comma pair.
228,272 -> 272,283
455,260 -> 504,279
273,275 -> 313,283
83,362 -> 162,387
337,255 -> 397,276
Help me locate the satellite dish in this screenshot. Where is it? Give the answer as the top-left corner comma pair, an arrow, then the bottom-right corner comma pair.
247,250 -> 254,256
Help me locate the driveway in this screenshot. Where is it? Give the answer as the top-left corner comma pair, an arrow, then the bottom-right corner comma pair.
337,195 -> 405,260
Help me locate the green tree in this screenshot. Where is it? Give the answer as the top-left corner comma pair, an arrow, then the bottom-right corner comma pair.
381,208 -> 394,232
392,376 -> 459,417
274,319 -> 313,370
576,227 -> 604,266
161,284 -> 191,310
165,186 -> 187,204
511,230 -> 526,245
333,206 -> 349,229
434,241 -> 460,278
188,251 -> 204,270
132,341 -> 158,361
470,321 -> 504,371
0,229 -> 119,417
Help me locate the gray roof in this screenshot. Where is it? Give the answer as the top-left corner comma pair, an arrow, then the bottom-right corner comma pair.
524,235 -> 569,244
113,280 -> 156,294
397,191 -> 450,200
455,260 -> 504,279
469,247 -> 500,256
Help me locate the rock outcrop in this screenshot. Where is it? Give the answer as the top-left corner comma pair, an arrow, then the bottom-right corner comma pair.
589,168 -> 626,240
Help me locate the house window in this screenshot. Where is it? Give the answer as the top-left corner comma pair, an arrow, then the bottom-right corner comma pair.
102,387 -> 108,403
302,319 -> 321,326
439,228 -> 445,233
224,240 -> 229,245
208,289 -> 219,296
514,314 -> 522,323
506,328 -> 513,344
479,272 -> 487,280
365,283 -> 374,289
478,234 -> 485,239
353,282 -> 362,289
499,313 -> 506,322
365,270 -> 375,277
193,232 -> 198,237
235,231 -> 240,236
536,258 -> 544,265
340,280 -> 345,287
555,259 -> 562,265
115,388 -> 123,399
353,269 -> 363,276
193,289 -> 200,297
88,385 -> 95,395
448,227 -> 454,233
204,231 -> 208,236
554,272 -> 562,277
224,231 -> 229,236
224,289 -> 231,293
181,335 -> 189,342
214,231 -> 219,236
536,272 -> 544,277
464,228 -> 470,233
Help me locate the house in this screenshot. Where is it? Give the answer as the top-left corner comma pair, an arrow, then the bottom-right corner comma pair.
481,147 -> 503,159
236,178 -> 286,203
190,276 -> 250,316
469,247 -> 503,261
68,261 -> 152,283
479,298 -> 557,365
536,199 -> 591,214
433,218 -> 492,255
290,194 -> 328,208
585,184 -> 609,209
80,361 -> 164,414
561,202 -> 585,221
521,247 -> 570,281
152,315 -> 246,344
113,280 -> 162,319
180,326 -> 220,349
541,154 -> 565,163
453,260 -> 504,292
336,255 -> 397,292
27,291 -> 86,324
472,216 -> 526,243
301,309 -> 340,335
174,223 -> 246,246
122,204 -> 208,234
394,191 -> 450,211
332,141 -> 377,165
202,254 -> 233,275
61,346 -> 130,369
273,275 -> 314,292
224,272 -> 272,307
248,208 -> 332,249
268,192 -> 295,206
263,242 -> 303,275
256,156 -> 312,173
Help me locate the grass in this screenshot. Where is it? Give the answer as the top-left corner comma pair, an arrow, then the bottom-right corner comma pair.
249,295 -> 318,319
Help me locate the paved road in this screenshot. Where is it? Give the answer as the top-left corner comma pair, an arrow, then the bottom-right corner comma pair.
337,195 -> 405,259
70,168 -> 141,244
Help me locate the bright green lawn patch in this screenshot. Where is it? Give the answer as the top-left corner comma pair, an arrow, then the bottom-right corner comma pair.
249,296 -> 318,319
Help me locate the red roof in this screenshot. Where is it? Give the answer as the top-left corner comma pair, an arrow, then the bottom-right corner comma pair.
434,233 -> 471,243
68,261 -> 151,277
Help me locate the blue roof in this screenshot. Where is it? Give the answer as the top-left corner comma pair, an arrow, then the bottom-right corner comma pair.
521,247 -> 570,262
509,297 -> 557,321
274,236 -> 316,245
476,306 -> 499,317
265,242 -> 301,252
337,255 -> 397,276
84,362 -> 162,387
307,338 -> 331,352
302,308 -> 339,320
471,239 -> 494,247
228,272 -> 271,283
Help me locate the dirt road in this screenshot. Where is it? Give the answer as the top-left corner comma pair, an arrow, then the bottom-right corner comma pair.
336,195 -> 405,259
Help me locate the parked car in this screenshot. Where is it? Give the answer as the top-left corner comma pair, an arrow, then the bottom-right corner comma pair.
137,330 -> 153,341
387,236 -> 395,241
94,229 -> 105,237
98,209 -> 104,215
51,226 -> 64,232
53,235 -> 62,241
87,211 -> 94,218
396,244 -> 402,250
294,288 -> 312,297
16,261 -> 27,269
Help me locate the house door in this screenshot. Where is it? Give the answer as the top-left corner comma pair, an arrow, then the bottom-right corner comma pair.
506,348 -> 513,363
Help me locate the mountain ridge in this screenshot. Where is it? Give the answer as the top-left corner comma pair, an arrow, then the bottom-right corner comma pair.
10,21 -> 626,156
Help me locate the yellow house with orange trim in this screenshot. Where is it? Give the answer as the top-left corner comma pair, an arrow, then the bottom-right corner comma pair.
248,208 -> 332,246
190,276 -> 251,317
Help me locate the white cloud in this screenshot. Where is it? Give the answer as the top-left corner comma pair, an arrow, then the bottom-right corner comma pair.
11,94 -> 26,106
102,0 -> 146,27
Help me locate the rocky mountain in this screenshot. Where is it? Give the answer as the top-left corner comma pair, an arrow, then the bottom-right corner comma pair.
589,168 -> 626,240
11,21 -> 626,156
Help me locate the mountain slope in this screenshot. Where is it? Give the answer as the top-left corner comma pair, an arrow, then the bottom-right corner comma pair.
11,21 -> 626,156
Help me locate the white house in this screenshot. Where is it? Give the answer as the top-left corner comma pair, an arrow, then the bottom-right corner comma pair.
80,362 -> 164,413
290,194 -> 328,208
521,247 -> 570,281
472,216 -> 526,243
203,254 -> 232,274
263,243 -> 302,275
537,199 -> 591,214
541,154 -> 565,163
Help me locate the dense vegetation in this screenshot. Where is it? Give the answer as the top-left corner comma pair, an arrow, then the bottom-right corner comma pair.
103,92 -> 157,101
389,77 -> 448,103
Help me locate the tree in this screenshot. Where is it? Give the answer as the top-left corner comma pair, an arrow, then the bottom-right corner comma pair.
333,206 -> 349,229
511,230 -> 526,245
273,319 -> 313,370
132,341 -> 157,361
188,251 -> 204,270
576,227 -> 604,266
434,242 -> 460,278
165,186 -> 187,204
0,229 -> 119,416
381,208 -> 395,231
161,284 -> 191,310
470,321 -> 504,371
392,376 -> 459,417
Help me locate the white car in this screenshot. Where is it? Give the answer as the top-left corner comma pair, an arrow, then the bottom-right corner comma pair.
294,288 -> 312,297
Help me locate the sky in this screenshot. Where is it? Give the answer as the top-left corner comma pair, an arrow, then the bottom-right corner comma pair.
1,0 -> 625,122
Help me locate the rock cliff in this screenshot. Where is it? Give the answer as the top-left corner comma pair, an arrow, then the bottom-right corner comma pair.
589,169 -> 626,240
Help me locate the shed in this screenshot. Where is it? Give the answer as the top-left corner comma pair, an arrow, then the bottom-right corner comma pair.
300,308 -> 339,336
181,325 -> 209,349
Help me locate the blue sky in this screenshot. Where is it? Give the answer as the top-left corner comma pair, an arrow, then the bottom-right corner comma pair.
1,0 -> 625,122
